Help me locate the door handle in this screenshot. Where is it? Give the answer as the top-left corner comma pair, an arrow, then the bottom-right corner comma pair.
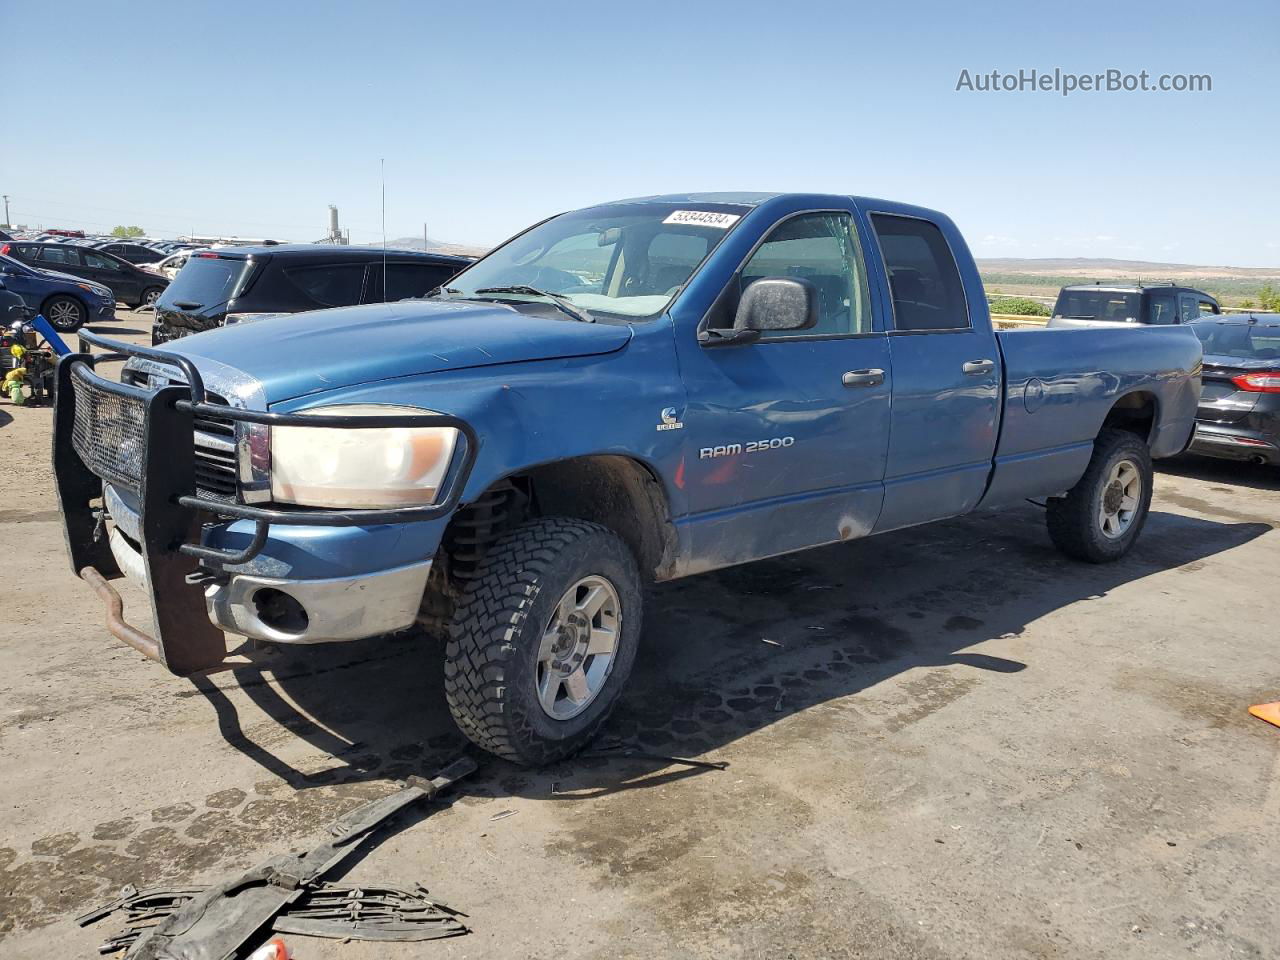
962,359 -> 995,376
842,368 -> 885,387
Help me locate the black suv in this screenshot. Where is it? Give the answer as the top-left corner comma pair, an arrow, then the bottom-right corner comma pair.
152,245 -> 474,343
92,241 -> 168,265
1051,283 -> 1221,325
0,240 -> 169,308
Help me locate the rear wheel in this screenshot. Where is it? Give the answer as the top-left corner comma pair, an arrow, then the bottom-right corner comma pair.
444,517 -> 641,766
1047,428 -> 1153,563
42,295 -> 86,332
140,286 -> 163,308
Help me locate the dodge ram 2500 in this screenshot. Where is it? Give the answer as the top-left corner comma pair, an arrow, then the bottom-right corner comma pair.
55,192 -> 1203,765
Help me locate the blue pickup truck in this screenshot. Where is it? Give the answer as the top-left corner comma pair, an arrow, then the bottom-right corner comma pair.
55,193 -> 1202,765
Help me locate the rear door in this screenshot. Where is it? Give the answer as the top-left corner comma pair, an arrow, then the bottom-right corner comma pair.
868,212 -> 999,532
81,249 -> 139,301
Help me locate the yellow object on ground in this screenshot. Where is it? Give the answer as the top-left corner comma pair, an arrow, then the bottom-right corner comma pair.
1248,702 -> 1280,728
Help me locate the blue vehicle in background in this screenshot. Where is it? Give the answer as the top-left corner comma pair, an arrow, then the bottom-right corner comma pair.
0,252 -> 115,331
54,192 -> 1203,765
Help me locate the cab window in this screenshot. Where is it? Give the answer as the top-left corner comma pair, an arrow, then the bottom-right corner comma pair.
871,214 -> 968,331
739,212 -> 872,338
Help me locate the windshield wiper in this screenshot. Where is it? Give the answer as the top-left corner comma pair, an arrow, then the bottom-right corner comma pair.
425,286 -> 462,299
474,285 -> 594,323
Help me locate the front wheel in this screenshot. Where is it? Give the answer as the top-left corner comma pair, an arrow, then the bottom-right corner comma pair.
444,517 -> 642,766
1046,428 -> 1154,563
43,295 -> 87,332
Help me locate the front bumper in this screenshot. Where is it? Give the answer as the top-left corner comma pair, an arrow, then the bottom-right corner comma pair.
53,332 -> 475,675
204,559 -> 433,643
104,492 -> 434,644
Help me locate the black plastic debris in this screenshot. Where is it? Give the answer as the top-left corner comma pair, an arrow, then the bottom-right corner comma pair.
83,882 -> 467,953
79,758 -> 476,958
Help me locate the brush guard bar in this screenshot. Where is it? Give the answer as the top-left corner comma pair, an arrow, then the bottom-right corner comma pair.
53,330 -> 478,675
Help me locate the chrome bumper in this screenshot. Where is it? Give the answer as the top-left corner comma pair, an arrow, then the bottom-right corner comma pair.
105,485 -> 431,645
203,559 -> 432,644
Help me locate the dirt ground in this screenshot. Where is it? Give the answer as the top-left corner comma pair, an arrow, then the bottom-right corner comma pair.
2,312 -> 1278,959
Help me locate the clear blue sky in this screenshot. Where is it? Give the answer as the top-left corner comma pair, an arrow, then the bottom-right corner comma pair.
4,0 -> 1277,265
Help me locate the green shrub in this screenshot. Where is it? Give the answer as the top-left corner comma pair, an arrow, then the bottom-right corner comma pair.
988,296 -> 1050,317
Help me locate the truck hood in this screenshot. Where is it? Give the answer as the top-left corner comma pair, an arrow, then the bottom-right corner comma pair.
169,299 -> 633,402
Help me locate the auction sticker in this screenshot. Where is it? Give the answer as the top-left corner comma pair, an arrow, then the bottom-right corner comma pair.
663,210 -> 741,228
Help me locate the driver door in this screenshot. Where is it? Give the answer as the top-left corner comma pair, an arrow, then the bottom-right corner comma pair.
674,209 -> 893,570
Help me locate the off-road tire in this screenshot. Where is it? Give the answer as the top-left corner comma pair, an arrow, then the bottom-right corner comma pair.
444,517 -> 642,766
1047,428 -> 1153,563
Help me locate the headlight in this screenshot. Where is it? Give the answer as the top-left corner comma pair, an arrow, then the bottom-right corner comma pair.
78,283 -> 112,300
270,404 -> 459,508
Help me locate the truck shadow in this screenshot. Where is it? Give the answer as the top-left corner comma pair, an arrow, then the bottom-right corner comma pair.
192,504 -> 1271,801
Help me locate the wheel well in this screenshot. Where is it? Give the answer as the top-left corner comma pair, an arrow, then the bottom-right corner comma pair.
444,456 -> 678,583
1102,391 -> 1157,445
41,292 -> 83,311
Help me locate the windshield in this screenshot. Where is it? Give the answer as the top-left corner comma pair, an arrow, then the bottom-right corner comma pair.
162,254 -> 253,308
441,202 -> 747,320
1191,318 -> 1280,360
1052,289 -> 1143,323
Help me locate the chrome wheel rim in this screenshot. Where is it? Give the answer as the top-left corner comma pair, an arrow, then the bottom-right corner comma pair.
1099,459 -> 1142,539
535,575 -> 621,720
48,300 -> 81,328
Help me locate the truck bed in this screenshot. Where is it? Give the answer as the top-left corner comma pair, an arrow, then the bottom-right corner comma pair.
980,324 -> 1203,507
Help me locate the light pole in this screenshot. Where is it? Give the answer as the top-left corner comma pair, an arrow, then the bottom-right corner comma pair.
2,195 -> 10,227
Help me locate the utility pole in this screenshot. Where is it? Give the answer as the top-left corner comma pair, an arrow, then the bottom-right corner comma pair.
423,222 -> 428,251
2,195 -> 10,227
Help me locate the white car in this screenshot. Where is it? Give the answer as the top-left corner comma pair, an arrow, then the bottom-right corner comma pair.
142,249 -> 205,280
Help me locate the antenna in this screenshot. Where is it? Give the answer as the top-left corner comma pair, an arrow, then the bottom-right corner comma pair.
380,158 -> 387,301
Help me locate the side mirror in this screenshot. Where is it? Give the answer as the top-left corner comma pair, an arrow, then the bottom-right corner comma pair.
734,277 -> 818,334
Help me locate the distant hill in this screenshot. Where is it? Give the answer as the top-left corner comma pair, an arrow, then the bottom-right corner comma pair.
976,257 -> 1280,280
977,258 -> 1280,307
380,236 -> 490,258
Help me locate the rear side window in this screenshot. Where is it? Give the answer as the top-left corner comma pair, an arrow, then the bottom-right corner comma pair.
1146,293 -> 1177,325
870,214 -> 968,331
366,263 -> 459,302
284,263 -> 367,307
38,245 -> 82,267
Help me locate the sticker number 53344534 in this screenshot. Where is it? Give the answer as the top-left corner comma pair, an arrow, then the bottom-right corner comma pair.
663,210 -> 741,229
